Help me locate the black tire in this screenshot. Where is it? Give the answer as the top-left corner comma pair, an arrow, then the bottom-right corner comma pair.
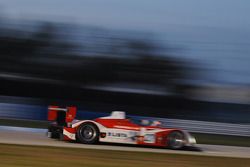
167,131 -> 185,150
58,133 -> 64,141
47,125 -> 63,139
76,122 -> 99,144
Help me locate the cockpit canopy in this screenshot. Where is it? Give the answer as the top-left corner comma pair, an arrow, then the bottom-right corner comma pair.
99,111 -> 126,119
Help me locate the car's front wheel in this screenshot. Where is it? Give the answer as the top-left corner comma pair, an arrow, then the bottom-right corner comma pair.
76,122 -> 99,144
167,131 -> 185,150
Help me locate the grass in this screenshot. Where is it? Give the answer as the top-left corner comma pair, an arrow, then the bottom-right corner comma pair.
0,144 -> 250,167
1,118 -> 250,147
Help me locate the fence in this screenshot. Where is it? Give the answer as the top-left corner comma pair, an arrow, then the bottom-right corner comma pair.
0,102 -> 249,137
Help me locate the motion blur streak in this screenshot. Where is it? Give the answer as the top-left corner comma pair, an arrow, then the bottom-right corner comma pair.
0,17 -> 250,122
0,1 -> 250,166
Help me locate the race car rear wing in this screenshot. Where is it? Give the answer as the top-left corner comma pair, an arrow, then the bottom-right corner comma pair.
48,106 -> 77,125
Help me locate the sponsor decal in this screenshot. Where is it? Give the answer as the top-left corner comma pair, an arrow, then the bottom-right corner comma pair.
100,132 -> 106,138
144,134 -> 155,143
107,132 -> 128,138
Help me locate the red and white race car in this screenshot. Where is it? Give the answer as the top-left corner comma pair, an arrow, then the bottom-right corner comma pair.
47,106 -> 196,149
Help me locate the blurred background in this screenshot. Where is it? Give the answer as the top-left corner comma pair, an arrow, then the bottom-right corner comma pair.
0,0 -> 250,125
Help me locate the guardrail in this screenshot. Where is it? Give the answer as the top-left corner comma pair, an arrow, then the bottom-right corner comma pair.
0,102 -> 249,137
137,116 -> 250,137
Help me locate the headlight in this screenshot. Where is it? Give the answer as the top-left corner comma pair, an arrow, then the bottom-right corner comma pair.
188,136 -> 196,144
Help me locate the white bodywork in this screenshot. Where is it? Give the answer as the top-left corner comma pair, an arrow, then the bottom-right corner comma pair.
62,111 -> 196,146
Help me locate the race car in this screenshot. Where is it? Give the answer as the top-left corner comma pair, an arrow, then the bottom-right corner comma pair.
47,106 -> 196,149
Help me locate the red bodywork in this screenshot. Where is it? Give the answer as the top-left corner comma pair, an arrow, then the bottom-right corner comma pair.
94,118 -> 178,147
48,106 -> 76,123
47,106 -> 196,148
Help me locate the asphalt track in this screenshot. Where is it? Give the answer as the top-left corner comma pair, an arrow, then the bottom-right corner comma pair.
0,126 -> 250,158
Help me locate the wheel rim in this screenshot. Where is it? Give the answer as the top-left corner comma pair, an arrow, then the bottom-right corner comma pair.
168,131 -> 184,149
80,125 -> 96,142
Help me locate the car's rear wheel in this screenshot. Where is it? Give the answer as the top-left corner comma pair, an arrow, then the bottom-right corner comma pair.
167,131 -> 185,149
77,123 -> 99,144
